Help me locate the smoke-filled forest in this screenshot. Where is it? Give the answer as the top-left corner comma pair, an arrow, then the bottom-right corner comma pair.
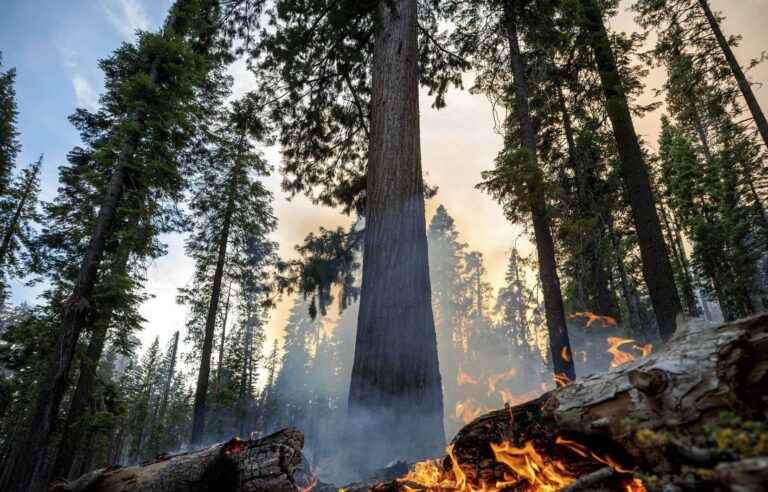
1,0 -> 767,491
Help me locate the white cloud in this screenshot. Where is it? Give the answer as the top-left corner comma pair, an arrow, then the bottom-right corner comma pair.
57,46 -> 101,111
72,75 -> 99,111
102,0 -> 150,39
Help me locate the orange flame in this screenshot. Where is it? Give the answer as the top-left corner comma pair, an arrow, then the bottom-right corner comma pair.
607,337 -> 636,368
457,370 -> 480,386
634,343 -> 653,358
487,368 -> 518,394
569,311 -> 617,327
454,399 -> 488,424
561,346 -> 571,363
491,441 -> 575,491
556,436 -> 634,474
554,372 -> 571,388
400,439 -> 648,492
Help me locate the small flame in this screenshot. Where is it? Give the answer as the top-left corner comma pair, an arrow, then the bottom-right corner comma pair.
634,343 -> 653,358
554,372 -> 572,388
556,436 -> 634,474
457,370 -> 480,386
607,337 -> 636,368
561,346 -> 571,363
454,399 -> 488,424
569,311 -> 617,327
625,478 -> 647,491
487,368 -> 518,394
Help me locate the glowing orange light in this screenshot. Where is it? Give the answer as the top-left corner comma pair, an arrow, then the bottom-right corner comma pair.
607,337 -> 636,368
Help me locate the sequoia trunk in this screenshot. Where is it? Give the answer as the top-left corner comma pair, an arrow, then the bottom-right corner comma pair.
504,0 -> 575,380
578,0 -> 682,341
347,0 -> 445,470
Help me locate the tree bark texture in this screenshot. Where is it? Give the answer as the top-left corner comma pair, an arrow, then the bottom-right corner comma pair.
503,0 -> 575,380
697,0 -> 768,151
50,428 -> 307,492
578,0 -> 683,341
347,0 -> 445,469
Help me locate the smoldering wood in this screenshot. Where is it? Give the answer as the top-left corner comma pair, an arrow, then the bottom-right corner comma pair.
50,428 -> 306,492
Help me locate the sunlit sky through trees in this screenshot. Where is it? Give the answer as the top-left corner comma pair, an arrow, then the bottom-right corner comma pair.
2,0 -> 767,366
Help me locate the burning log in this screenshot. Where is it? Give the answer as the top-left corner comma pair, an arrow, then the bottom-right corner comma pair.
385,314 -> 768,491
50,428 -> 307,492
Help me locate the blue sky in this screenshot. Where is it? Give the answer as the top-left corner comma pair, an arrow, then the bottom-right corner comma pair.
1,0 -> 766,363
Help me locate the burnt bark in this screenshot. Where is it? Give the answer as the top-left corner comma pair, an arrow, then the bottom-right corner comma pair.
51,428 -> 306,492
503,0 -> 575,380
347,0 -> 445,469
191,162 -> 239,446
578,0 -> 683,341
697,0 -> 768,151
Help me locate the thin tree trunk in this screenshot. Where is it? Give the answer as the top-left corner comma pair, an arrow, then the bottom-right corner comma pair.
503,0 -> 575,380
697,0 -> 768,150
51,221 -> 137,481
216,283 -> 232,388
578,0 -> 682,341
659,201 -> 698,315
605,214 -> 645,340
347,0 -> 444,469
190,167 -> 238,445
0,159 -> 39,271
158,331 -> 180,427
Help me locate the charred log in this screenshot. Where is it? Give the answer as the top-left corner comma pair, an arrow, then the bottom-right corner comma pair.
49,428 -> 306,492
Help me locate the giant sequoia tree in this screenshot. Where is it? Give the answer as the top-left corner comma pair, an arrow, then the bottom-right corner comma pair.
255,0 -> 467,467
346,0 -> 445,465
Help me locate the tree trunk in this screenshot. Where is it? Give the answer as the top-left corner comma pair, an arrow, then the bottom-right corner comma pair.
347,0 -> 445,470
697,0 -> 768,151
578,0 -> 682,341
158,331 -> 180,427
503,0 -> 575,381
605,214 -> 645,340
51,223 -> 137,481
0,158 -> 39,271
216,282 -> 233,389
51,428 -> 307,492
190,166 -> 238,446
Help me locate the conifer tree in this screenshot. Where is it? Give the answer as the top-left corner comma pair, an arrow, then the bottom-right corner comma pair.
0,157 -> 42,287
0,52 -> 20,197
181,94 -> 277,445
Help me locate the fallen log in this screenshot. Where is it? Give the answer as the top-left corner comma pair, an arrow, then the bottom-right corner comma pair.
50,428 -> 307,492
357,315 -> 768,491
